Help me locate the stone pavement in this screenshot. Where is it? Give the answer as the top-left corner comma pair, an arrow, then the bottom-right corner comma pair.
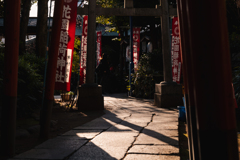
10,93 -> 180,160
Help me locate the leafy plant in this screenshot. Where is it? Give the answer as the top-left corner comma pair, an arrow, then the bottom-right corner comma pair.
232,64 -> 240,105
132,50 -> 163,98
72,37 -> 81,74
66,91 -> 74,95
0,51 -> 44,117
0,42 -> 4,109
17,53 -> 44,117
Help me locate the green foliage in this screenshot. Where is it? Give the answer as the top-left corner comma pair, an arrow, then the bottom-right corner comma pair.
66,91 -> 74,95
227,0 -> 240,107
96,0 -> 128,33
31,0 -> 38,5
0,47 -> 44,117
226,0 -> 240,35
96,0 -> 123,8
17,53 -> 45,117
233,66 -> 240,104
72,37 -> 81,73
132,50 -> 163,98
0,0 -> 47,117
0,42 -> 4,92
96,16 -> 112,26
230,32 -> 240,56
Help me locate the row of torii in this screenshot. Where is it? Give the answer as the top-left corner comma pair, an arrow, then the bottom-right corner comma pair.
2,0 -> 239,160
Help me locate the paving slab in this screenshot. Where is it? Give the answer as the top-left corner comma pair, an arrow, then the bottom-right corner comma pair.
128,144 -> 179,155
109,110 -> 132,116
124,116 -> 152,122
88,132 -> 138,147
134,131 -> 179,146
68,145 -> 119,160
102,112 -> 131,119
143,129 -> 179,137
130,113 -> 153,117
35,138 -> 87,150
96,145 -> 131,159
155,110 -> 178,116
146,122 -> 178,130
56,135 -> 92,140
74,117 -> 122,130
119,121 -> 149,129
107,122 -> 145,132
152,116 -> 178,122
14,149 -> 74,159
124,154 -> 180,160
62,129 -> 102,139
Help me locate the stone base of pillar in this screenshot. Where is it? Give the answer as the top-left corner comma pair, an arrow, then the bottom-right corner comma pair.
154,81 -> 183,108
77,84 -> 104,111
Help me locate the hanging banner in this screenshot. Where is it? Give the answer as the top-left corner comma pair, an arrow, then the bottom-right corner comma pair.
96,31 -> 102,66
79,15 -> 88,85
133,27 -> 140,72
171,17 -> 181,84
55,0 -> 78,91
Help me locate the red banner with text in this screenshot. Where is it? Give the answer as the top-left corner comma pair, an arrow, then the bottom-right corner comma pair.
79,15 -> 88,85
133,28 -> 140,72
171,17 -> 181,84
55,0 -> 78,91
96,31 -> 102,66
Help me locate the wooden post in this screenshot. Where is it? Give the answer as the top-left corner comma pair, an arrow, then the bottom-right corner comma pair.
39,0 -> 64,140
0,0 -> 21,157
186,0 -> 239,159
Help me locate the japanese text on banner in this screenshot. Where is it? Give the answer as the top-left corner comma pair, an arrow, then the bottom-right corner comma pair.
171,17 -> 181,84
55,0 -> 78,91
96,31 -> 102,66
133,28 -> 140,72
79,15 -> 88,85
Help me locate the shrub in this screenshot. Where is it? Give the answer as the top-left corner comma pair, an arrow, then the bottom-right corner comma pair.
0,51 -> 45,117
132,50 -> 163,98
17,53 -> 45,117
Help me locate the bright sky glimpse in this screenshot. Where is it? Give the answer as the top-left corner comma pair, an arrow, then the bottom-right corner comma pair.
29,1 -> 55,17
29,1 -> 83,17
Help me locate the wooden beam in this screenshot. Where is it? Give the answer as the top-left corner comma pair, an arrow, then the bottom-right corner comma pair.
77,6 -> 177,17
124,0 -> 133,8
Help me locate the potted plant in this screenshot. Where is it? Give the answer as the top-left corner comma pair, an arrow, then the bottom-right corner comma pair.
61,91 -> 74,101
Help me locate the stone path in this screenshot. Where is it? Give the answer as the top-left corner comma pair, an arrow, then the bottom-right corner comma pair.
11,93 -> 180,160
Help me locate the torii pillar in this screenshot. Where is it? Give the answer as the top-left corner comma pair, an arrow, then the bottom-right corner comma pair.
77,0 -> 104,111
1,0 -> 21,157
154,0 -> 183,108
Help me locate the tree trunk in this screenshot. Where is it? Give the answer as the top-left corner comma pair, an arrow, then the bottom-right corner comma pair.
36,0 -> 48,57
19,0 -> 31,55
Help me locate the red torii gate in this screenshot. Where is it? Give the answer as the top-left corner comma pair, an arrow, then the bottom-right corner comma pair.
1,0 -> 65,157
177,0 -> 239,160
1,0 -> 239,159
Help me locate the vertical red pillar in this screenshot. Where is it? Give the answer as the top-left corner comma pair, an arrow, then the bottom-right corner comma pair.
39,0 -> 64,140
0,0 -> 21,157
185,0 -> 239,159
177,0 -> 200,159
